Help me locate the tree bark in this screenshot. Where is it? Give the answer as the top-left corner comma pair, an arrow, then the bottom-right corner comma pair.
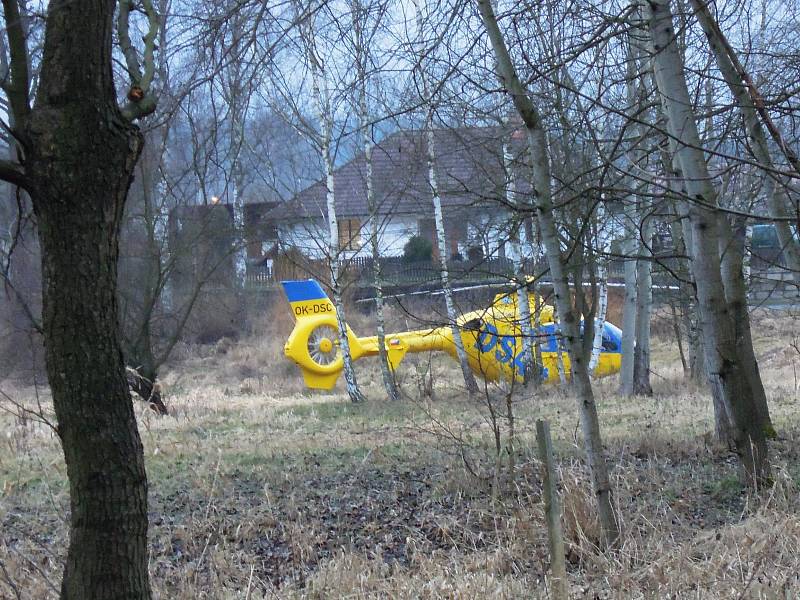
633,214 -> 653,396
304,12 -> 365,403
477,0 -> 619,547
718,215 -> 775,438
588,263 -> 608,373
352,0 -> 399,401
646,0 -> 769,485
415,0 -> 479,395
23,5 -> 152,597
620,222 -> 638,395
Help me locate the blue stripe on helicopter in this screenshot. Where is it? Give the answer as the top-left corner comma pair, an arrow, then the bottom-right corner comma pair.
281,280 -> 328,303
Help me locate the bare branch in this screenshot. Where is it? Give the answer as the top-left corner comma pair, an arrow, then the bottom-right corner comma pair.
1,0 -> 31,124
117,0 -> 141,83
0,156 -> 27,189
117,0 -> 160,121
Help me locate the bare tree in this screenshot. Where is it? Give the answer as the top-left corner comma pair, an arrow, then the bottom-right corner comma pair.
413,0 -> 480,395
477,0 -> 620,547
0,0 -> 162,595
351,0 -> 400,401
301,4 -> 366,403
690,0 -> 800,285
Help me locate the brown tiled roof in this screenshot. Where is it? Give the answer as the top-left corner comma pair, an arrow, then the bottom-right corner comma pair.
264,126 -> 525,221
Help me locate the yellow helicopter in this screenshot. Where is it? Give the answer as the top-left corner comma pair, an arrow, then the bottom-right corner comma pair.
281,279 -> 622,390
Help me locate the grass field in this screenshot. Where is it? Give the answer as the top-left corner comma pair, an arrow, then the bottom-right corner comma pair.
2,306 -> 800,598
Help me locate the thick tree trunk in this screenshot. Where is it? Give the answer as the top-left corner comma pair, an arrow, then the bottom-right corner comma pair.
27,86 -> 151,600
646,0 -> 769,485
477,0 -> 619,547
8,2 -> 156,597
719,215 -> 775,438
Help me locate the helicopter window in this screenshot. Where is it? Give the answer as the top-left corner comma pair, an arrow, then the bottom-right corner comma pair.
600,325 -> 621,352
463,317 -> 483,331
601,335 -> 618,352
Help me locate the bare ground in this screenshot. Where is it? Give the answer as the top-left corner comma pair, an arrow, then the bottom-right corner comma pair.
2,307 -> 800,598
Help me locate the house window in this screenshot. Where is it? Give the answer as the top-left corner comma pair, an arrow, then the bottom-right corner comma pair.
338,218 -> 362,251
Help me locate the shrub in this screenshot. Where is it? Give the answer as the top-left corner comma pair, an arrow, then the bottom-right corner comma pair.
403,235 -> 433,263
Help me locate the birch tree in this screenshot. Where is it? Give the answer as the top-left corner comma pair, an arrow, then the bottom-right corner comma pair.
414,0 -> 479,395
301,6 -> 366,403
588,203 -> 609,374
351,0 -> 400,401
477,0 -> 620,546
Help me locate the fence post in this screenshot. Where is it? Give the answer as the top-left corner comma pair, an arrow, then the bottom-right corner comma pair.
536,419 -> 568,600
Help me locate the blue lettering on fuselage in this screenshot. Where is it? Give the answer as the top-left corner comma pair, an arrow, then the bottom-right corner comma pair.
474,321 -> 618,381
475,322 -> 499,353
496,335 -> 516,364
474,323 -> 528,378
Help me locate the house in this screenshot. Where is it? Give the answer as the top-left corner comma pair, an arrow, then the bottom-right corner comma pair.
261,125 -> 532,264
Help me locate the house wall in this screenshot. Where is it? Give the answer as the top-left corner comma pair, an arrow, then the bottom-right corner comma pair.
278,215 -> 419,259
276,210 -> 519,261
465,210 -> 516,261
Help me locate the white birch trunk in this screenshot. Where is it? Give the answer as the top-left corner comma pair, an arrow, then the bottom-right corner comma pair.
353,0 -> 399,401
588,272 -> 607,374
646,0 -> 767,484
416,0 -> 478,394
477,0 -> 619,546
231,173 -> 246,287
227,14 -> 248,291
589,205 -> 609,373
304,15 -> 364,403
427,124 -> 478,394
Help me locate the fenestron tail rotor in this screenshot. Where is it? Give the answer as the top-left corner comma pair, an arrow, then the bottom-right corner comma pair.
307,324 -> 339,367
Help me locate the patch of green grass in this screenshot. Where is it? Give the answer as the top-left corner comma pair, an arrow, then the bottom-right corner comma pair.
702,474 -> 742,501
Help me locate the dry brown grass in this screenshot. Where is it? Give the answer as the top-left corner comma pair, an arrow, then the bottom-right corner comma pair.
1,306 -> 800,598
